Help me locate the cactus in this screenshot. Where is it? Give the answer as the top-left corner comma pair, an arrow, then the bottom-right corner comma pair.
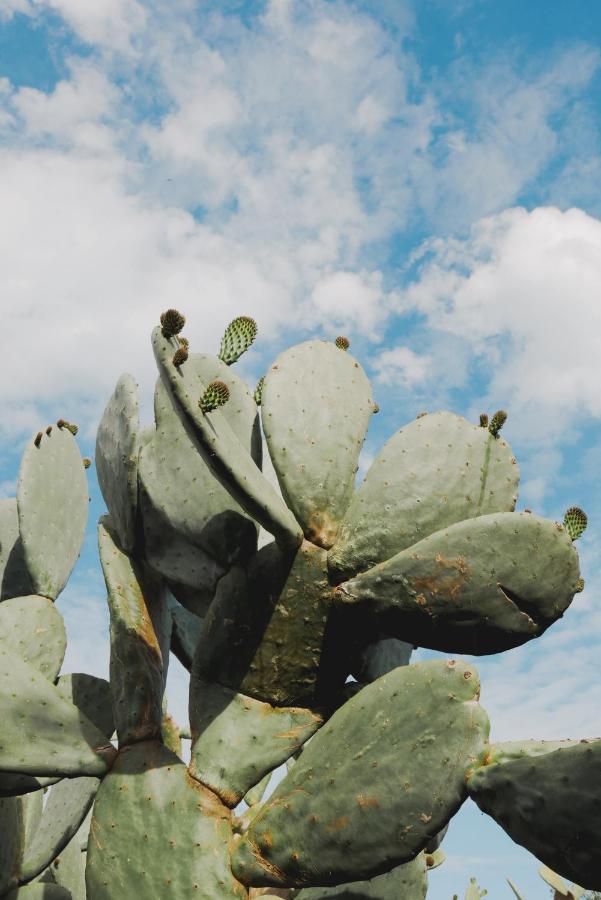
0,310 -> 596,899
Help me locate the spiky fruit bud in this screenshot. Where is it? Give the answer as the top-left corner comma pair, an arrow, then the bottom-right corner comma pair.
65,422 -> 78,436
489,410 -> 507,437
479,413 -> 489,428
172,347 -> 188,368
335,336 -> 350,351
160,308 -> 186,338
254,376 -> 265,406
575,577 -> 585,593
178,336 -> 189,351
563,506 -> 587,541
218,316 -> 257,365
34,431 -> 42,447
373,403 -> 380,414
416,411 -> 428,419
83,457 -> 92,469
45,426 -> 52,436
56,419 -> 67,428
199,380 -> 230,413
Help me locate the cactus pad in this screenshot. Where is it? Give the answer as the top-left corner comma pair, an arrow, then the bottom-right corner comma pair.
219,315 -> 258,365
294,853 -> 428,899
55,674 -> 114,740
0,498 -> 33,601
0,595 -> 66,681
17,427 -> 88,600
563,506 -> 587,541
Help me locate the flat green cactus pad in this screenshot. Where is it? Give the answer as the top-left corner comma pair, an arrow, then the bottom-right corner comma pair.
0,498 -> 33,601
41,809 -> 90,900
152,326 -> 302,550
4,885 -> 72,899
467,738 -> 601,890
337,512 -> 580,654
189,678 -> 323,806
138,362 -> 260,568
167,594 -> 203,671
294,852 -> 428,899
328,411 -> 519,581
95,374 -> 140,553
20,776 -> 99,883
98,517 -> 169,746
85,740 -> 247,900
0,648 -> 115,776
0,774 -> 59,799
0,595 -> 66,681
168,579 -> 214,618
261,340 -> 374,549
231,659 -> 489,888
17,427 -> 88,600
55,674 -> 114,741
0,795 -> 28,895
138,479 -> 226,593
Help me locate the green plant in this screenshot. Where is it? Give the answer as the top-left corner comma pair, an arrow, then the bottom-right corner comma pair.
0,312 -> 597,899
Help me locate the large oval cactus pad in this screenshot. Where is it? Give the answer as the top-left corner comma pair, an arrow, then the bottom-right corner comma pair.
337,513 -> 580,654
262,341 -> 374,549
56,674 -> 114,741
189,678 -> 323,806
0,595 -> 66,681
329,411 -> 519,581
231,659 -> 488,888
294,853 -> 428,899
467,739 -> 601,890
85,740 -> 247,900
95,374 -> 140,553
98,517 -> 169,747
17,427 -> 88,600
0,649 -> 115,777
0,499 -> 33,601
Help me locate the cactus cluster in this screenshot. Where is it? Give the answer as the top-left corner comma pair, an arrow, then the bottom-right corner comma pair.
0,312 -> 597,899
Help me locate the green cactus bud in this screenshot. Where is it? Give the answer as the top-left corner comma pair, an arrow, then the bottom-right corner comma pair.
218,316 -> 257,365
254,376 -> 265,406
199,380 -> 230,413
56,418 -> 67,428
172,347 -> 188,368
479,413 -> 489,428
34,432 -> 42,447
82,457 -> 91,469
178,336 -> 189,351
65,422 -> 78,436
488,409 -> 507,437
575,577 -> 585,593
335,335 -> 350,350
160,308 -> 186,338
416,411 -> 428,418
563,506 -> 587,541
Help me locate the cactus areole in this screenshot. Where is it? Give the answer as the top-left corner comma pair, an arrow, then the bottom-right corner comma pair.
0,310 -> 595,900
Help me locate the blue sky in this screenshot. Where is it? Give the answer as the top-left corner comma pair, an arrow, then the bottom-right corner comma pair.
1,0 -> 601,896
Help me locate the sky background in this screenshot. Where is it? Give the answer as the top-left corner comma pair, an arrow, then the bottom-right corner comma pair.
1,0 -> 601,896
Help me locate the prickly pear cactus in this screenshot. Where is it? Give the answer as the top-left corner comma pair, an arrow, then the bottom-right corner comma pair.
0,311 -> 597,900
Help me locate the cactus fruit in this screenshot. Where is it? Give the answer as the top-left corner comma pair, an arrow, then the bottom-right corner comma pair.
575,577 -> 585,592
564,506 -> 588,541
254,376 -> 265,406
160,308 -> 186,338
334,336 -> 350,350
488,409 -> 507,437
172,347 -> 188,367
219,315 -> 258,365
199,379 -> 230,413
479,413 -> 489,427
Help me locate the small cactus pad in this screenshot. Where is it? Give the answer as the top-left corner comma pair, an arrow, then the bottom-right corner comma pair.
328,411 -> 520,582
243,771 -> 272,809
159,308 -> 186,338
85,740 -> 248,900
20,776 -> 99,883
254,376 -> 265,406
0,498 -> 33,600
218,315 -> 258,365
0,649 -> 115,776
17,427 -> 88,600
98,517 -> 169,746
199,379 -> 230,413
467,739 -> 601,890
189,678 -> 323,807
168,594 -> 204,671
564,506 -> 587,541
0,595 -> 66,681
334,336 -> 350,351
152,326 -> 302,550
231,659 -> 488,888
55,674 -> 114,740
261,340 -> 374,548
138,357 -> 260,569
294,853 -> 428,899
488,409 -> 507,437
95,374 -> 140,552
337,512 -> 580,654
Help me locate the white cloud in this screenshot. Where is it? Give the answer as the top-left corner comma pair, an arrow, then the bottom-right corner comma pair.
308,269 -> 392,340
373,345 -> 432,386
4,0 -> 147,51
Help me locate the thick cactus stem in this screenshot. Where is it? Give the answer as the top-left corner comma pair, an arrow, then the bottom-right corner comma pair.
160,308 -> 186,338
254,376 -> 265,406
199,380 -> 230,413
218,315 -> 257,365
564,506 -> 587,541
479,413 -> 489,427
335,335 -> 350,350
488,409 -> 507,437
